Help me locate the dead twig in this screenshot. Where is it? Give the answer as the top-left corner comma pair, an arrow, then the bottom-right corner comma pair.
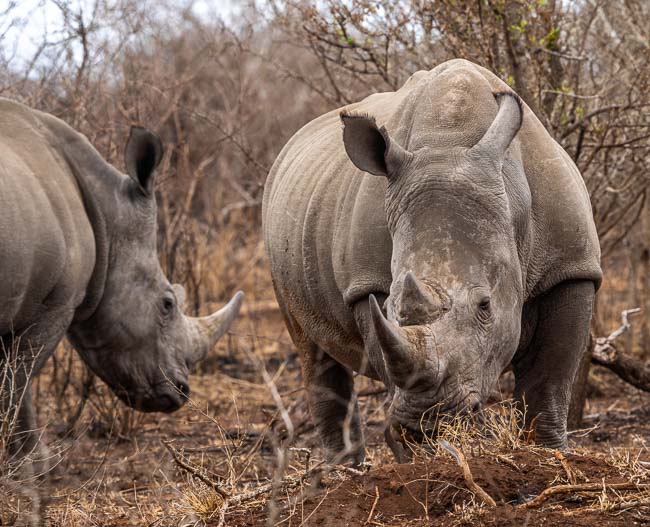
519,481 -> 650,509
563,498 -> 650,515
365,485 -> 380,525
593,308 -> 642,358
524,414 -> 541,444
162,440 -> 230,499
554,450 -> 577,485
495,454 -> 520,471
438,440 -> 497,507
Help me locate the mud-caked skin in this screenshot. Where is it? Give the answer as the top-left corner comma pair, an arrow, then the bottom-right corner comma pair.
0,98 -> 243,467
263,59 -> 601,463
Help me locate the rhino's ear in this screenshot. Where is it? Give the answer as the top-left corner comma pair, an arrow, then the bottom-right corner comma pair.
341,113 -> 412,178
473,92 -> 523,159
125,126 -> 164,196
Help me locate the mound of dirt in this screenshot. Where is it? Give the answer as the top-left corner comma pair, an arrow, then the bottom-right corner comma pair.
231,448 -> 647,526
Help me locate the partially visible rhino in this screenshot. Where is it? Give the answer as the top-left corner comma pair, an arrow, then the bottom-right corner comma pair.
263,59 -> 601,463
0,98 -> 243,464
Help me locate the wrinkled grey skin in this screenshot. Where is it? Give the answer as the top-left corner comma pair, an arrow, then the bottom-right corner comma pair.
263,59 -> 601,463
0,98 -> 243,466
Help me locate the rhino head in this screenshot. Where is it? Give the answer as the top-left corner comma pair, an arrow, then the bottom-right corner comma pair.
342,93 -> 527,442
68,127 -> 243,413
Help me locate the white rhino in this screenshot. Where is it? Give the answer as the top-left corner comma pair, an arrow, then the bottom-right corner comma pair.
263,59 -> 601,463
0,98 -> 243,464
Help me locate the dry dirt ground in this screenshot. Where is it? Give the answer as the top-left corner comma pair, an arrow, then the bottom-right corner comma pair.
2,306 -> 650,527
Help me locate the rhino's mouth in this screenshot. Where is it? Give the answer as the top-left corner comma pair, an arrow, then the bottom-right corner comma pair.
387,411 -> 486,461
111,380 -> 190,413
389,415 -> 439,445
387,390 -> 483,447
384,421 -> 437,462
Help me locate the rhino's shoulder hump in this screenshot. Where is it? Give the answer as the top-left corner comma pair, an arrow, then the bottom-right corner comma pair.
0,97 -> 85,162
0,112 -> 94,332
0,97 -> 49,143
0,97 -> 38,119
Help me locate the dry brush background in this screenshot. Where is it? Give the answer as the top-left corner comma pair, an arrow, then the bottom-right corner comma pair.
1,1 -> 649,525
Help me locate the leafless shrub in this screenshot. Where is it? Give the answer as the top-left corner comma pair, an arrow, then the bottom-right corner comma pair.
1,1 -> 649,523
273,0 -> 649,253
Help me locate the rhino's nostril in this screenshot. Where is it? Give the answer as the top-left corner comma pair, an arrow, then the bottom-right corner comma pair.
176,380 -> 190,399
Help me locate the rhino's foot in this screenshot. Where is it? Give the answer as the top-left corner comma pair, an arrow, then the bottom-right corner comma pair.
3,461 -> 44,527
323,440 -> 366,467
301,344 -> 367,466
384,426 -> 414,464
528,410 -> 569,452
316,403 -> 366,467
514,390 -> 570,452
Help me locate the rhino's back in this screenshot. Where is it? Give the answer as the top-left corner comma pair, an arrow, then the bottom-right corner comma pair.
0,99 -> 93,334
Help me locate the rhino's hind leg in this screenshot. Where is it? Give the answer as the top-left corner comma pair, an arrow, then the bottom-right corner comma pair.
513,280 -> 595,449
301,343 -> 365,465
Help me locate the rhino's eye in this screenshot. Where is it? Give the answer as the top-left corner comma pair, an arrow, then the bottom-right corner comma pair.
478,296 -> 491,312
162,295 -> 175,315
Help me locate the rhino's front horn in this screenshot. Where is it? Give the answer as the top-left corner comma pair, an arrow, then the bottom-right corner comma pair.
207,290 -> 244,342
369,294 -> 423,389
195,291 -> 244,352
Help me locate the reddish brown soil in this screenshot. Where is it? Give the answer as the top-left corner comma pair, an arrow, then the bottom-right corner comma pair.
229,447 -> 648,526
2,309 -> 649,526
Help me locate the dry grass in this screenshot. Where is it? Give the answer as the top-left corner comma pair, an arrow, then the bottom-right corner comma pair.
0,282 -> 647,526
0,1 -> 649,525
123,382 -> 650,525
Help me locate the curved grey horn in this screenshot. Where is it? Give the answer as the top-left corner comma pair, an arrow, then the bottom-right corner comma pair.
473,92 -> 523,157
208,290 -> 244,340
402,271 -> 433,305
369,294 -> 421,389
185,291 -> 243,367
197,291 -> 244,348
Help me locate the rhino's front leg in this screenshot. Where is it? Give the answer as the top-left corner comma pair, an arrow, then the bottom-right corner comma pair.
2,309 -> 72,476
1,353 -> 43,527
302,344 -> 365,465
4,380 -> 56,485
2,348 -> 39,464
513,280 -> 595,449
9,387 -> 44,468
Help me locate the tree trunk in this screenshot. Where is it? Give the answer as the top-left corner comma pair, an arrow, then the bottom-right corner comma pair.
640,209 -> 650,359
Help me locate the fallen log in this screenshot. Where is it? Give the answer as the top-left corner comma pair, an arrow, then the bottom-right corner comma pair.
591,308 -> 650,393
